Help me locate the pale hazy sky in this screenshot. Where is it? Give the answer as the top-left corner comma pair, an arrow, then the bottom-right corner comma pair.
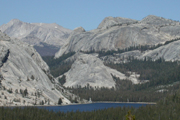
0,0 -> 180,30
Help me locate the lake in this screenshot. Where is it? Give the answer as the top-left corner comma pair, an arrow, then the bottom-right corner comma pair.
38,102 -> 153,112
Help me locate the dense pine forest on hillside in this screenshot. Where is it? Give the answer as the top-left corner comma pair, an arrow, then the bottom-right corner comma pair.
42,52 -> 75,77
43,52 -> 180,103
0,93 -> 180,120
106,59 -> 180,90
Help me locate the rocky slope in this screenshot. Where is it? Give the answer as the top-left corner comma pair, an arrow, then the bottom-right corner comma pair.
58,53 -> 142,88
55,15 -> 180,58
100,39 -> 180,63
140,40 -> 180,61
0,19 -> 72,56
0,31 -> 79,106
53,15 -> 180,89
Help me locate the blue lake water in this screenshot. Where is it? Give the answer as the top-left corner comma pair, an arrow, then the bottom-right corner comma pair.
38,103 -> 151,112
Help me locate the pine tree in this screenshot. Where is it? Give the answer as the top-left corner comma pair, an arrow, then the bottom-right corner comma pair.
58,98 -> 62,105
126,111 -> 135,120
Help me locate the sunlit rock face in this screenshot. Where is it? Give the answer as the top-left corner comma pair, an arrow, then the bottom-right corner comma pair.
55,15 -> 180,58
0,31 -> 72,106
140,40 -> 180,61
0,19 -> 72,47
63,53 -> 128,88
0,19 -> 72,56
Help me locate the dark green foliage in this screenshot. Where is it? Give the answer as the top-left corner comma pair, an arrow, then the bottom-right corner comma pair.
126,111 -> 135,120
31,75 -> 35,80
58,98 -> 62,105
50,62 -> 72,77
164,37 -> 180,45
42,52 -> 75,68
42,52 -> 75,77
24,88 -> 28,96
20,88 -> 28,97
67,85 -> 169,102
106,59 -> 180,90
0,94 -> 180,120
40,100 -> 44,105
82,38 -> 180,57
1,49 -> 10,65
67,59 -> 180,102
7,88 -> 13,93
58,75 -> 66,85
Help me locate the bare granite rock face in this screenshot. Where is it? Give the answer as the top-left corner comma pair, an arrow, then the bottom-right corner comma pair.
74,27 -> 86,32
0,31 -> 75,106
100,39 -> 180,63
100,50 -> 142,64
63,53 -> 124,88
140,40 -> 180,61
98,16 -> 138,29
140,15 -> 179,26
62,53 -> 142,88
0,19 -> 72,56
0,19 -> 72,47
55,15 -> 180,58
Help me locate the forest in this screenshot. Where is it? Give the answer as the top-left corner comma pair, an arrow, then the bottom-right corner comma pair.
42,52 -> 75,77
0,93 -> 179,120
43,54 -> 180,103
40,43 -> 180,119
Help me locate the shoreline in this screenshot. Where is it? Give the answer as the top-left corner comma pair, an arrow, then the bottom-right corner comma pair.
93,101 -> 156,104
0,101 -> 156,107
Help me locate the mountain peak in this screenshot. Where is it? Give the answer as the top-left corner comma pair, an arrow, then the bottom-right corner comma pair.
9,19 -> 22,24
97,16 -> 138,29
140,15 -> 177,25
74,27 -> 86,32
0,19 -> 72,49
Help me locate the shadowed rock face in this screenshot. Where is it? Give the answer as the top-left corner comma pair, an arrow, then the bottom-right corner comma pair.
0,31 -> 72,106
55,15 -> 180,58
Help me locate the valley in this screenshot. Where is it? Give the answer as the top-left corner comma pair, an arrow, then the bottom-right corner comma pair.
0,15 -> 180,119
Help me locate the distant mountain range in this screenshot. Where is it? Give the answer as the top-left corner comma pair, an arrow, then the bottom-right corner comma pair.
52,15 -> 180,88
1,15 -> 180,89
55,15 -> 180,58
0,19 -> 72,56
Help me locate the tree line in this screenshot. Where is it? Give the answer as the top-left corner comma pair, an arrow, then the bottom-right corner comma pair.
42,52 -> 75,77
0,93 -> 180,120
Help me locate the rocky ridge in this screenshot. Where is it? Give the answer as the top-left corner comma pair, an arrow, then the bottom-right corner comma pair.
55,15 -> 180,58
0,19 -> 72,56
54,15 -> 180,89
59,53 -> 143,88
0,31 -> 80,106
100,39 -> 180,63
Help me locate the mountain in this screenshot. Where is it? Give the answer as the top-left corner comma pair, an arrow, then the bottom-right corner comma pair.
63,53 -> 123,88
50,15 -> 180,89
0,31 -> 81,106
62,53 -> 143,88
0,19 -> 72,56
99,39 -> 180,63
140,40 -> 180,61
55,15 -> 180,58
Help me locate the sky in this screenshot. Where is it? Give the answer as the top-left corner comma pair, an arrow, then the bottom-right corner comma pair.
0,0 -> 180,30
